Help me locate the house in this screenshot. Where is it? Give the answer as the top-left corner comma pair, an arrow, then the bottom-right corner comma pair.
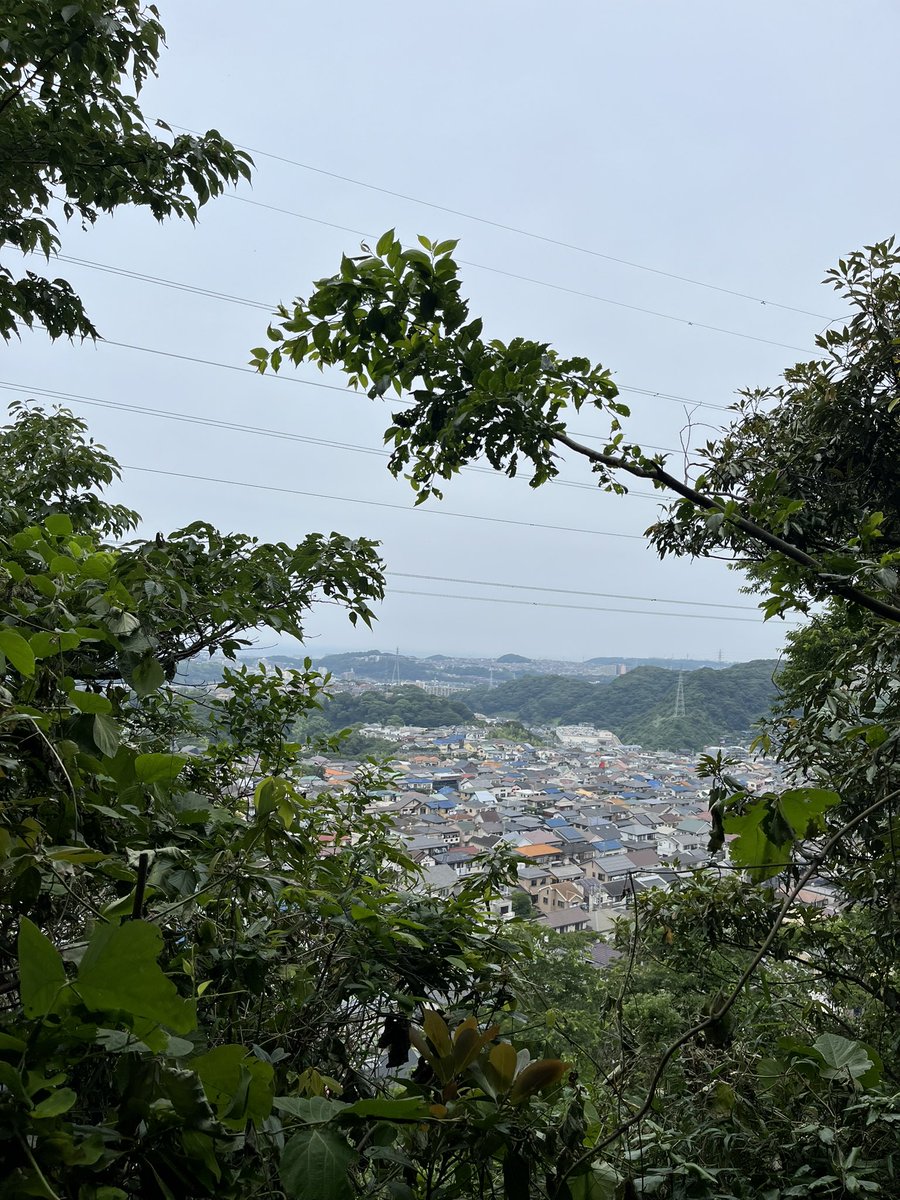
534,881 -> 584,910
537,907 -> 591,934
516,844 -> 562,866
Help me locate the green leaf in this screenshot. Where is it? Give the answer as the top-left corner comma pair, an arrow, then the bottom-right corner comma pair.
723,800 -> 786,881
70,689 -> 112,714
813,1034 -> 880,1085
0,626 -> 36,676
191,1045 -> 273,1128
280,1128 -> 357,1200
132,657 -> 165,696
275,1095 -> 347,1123
777,788 -> 840,838
31,1087 -> 77,1118
0,1062 -> 30,1105
92,712 -> 120,756
376,229 -> 395,256
342,1096 -> 429,1121
44,514 -> 73,536
135,753 -> 187,784
30,630 -> 81,658
76,920 -> 196,1034
566,1164 -> 622,1200
18,917 -> 66,1018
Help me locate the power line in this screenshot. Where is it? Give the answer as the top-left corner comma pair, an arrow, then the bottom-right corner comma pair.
112,462 -> 789,623
171,125 -> 829,320
0,379 -> 667,498
119,462 -> 649,541
223,193 -> 818,356
52,251 -> 736,415
384,572 -> 760,612
56,254 -> 273,311
386,588 -> 789,625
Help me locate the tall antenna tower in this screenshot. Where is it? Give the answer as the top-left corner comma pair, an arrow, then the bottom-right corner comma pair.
673,671 -> 686,718
489,665 -> 494,689
390,647 -> 401,686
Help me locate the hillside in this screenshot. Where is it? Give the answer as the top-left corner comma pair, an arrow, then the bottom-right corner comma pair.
300,686 -> 476,734
465,660 -> 780,751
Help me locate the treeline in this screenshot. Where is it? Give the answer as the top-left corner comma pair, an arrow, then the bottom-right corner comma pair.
300,686 -> 476,733
466,660 -> 779,750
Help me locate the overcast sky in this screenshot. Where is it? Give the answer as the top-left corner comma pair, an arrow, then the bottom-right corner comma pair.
7,1 -> 899,663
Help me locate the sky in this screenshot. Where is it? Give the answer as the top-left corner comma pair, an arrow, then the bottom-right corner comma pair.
7,0 -> 900,663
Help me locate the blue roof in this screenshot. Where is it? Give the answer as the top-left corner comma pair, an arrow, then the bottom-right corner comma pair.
593,839 -> 623,853
546,817 -> 568,827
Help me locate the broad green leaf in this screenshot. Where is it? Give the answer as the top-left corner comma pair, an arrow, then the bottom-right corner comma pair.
92,712 -> 120,756
275,1095 -> 347,1123
509,1058 -> 569,1104
191,1045 -> 273,1128
44,513 -> 74,536
566,1163 -> 621,1200
777,788 -> 840,838
132,657 -> 165,696
813,1034 -> 880,1085
18,917 -> 67,1018
280,1128 -> 357,1200
76,920 -> 196,1034
341,1096 -> 429,1120
31,1087 -> 77,1118
0,1062 -> 30,1105
135,752 -> 187,784
723,800 -> 786,881
70,689 -> 112,714
0,627 -> 36,676
30,630 -> 81,658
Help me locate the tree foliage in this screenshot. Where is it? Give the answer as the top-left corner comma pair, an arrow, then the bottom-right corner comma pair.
258,233 -> 900,1196
0,0 -> 252,340
0,406 -> 592,1199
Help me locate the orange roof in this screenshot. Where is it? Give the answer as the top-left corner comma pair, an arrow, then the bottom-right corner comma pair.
517,844 -> 559,859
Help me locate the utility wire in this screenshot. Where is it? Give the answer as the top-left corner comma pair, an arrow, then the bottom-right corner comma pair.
120,462 -> 648,541
223,193 -> 819,356
384,572 -> 760,612
0,379 -> 667,498
170,124 -> 829,320
116,463 -> 783,622
52,251 -> 736,415
386,588 -> 788,625
116,460 -> 770,623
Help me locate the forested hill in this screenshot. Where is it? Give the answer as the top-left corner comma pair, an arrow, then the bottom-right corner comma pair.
302,687 -> 476,733
465,660 -> 780,751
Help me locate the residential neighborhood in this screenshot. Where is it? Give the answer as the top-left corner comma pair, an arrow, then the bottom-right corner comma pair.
294,720 -> 836,937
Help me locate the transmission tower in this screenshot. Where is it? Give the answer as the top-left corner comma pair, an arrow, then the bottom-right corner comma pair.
390,647 -> 401,686
673,671 -> 686,718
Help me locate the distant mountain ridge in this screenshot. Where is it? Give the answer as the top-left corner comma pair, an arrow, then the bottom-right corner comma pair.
465,660 -> 779,751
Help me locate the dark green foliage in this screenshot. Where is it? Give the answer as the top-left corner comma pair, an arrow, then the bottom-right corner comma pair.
650,239 -> 900,620
300,684 -> 475,733
466,661 -> 779,750
0,0 -> 252,341
0,407 -> 589,1200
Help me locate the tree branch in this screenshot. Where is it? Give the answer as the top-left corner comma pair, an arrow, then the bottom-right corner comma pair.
557,788 -> 900,1190
554,430 -> 900,624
